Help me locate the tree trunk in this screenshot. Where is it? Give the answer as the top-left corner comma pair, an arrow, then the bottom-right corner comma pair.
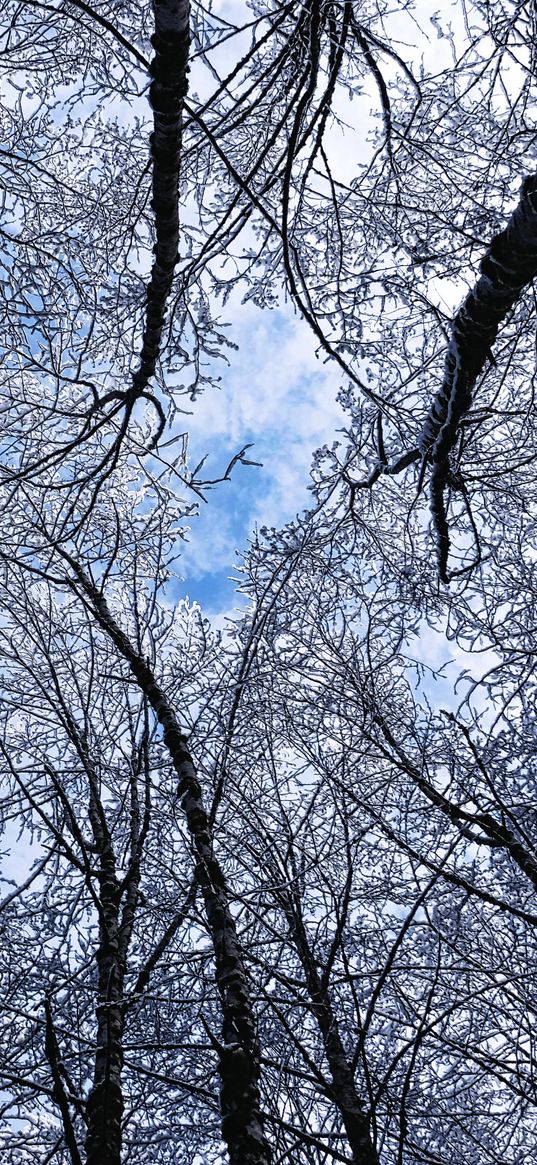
66,555 -> 273,1165
133,0 -> 190,397
418,174 -> 537,579
280,888 -> 379,1165
85,821 -> 125,1165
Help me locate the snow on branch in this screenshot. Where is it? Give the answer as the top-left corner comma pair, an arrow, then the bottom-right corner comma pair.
62,551 -> 273,1165
419,174 -> 537,581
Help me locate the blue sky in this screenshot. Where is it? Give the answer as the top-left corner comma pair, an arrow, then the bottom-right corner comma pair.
173,297 -> 345,617
172,0 -> 462,621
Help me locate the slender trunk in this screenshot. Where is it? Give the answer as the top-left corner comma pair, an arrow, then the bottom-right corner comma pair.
84,757 -> 125,1165
71,722 -> 142,1165
282,893 -> 379,1165
66,556 -> 272,1165
44,996 -> 83,1165
133,0 -> 190,396
85,841 -> 124,1165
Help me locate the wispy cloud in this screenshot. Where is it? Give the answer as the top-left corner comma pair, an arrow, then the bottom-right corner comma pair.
176,299 -> 344,612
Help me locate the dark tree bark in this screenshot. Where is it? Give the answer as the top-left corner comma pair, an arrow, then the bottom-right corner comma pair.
272,874 -> 379,1165
133,0 -> 190,397
44,996 -> 83,1165
84,789 -> 125,1165
64,554 -> 272,1165
418,174 -> 537,580
73,723 -> 139,1165
41,704 -> 147,1165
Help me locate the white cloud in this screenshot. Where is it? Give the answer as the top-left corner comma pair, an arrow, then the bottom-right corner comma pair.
177,299 -> 345,611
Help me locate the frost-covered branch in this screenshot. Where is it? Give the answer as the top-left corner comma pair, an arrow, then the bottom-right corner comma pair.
419,174 -> 537,580
62,552 -> 273,1165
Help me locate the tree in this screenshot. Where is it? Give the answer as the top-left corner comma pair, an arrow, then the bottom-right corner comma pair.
225,504 -> 537,1162
1,1 -> 537,1164
0,486 -> 378,1164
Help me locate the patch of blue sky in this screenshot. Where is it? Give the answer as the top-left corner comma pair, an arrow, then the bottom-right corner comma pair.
169,0 -> 473,623
171,298 -> 345,617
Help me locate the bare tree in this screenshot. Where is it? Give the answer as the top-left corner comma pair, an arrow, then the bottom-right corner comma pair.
228,476 -> 537,1163
2,2 -> 537,1164
0,483 -> 277,1164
